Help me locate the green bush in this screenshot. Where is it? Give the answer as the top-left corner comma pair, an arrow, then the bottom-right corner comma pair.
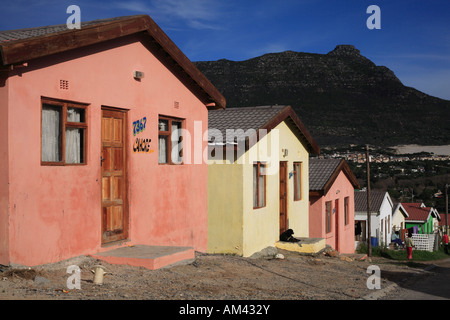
357,242 -> 448,261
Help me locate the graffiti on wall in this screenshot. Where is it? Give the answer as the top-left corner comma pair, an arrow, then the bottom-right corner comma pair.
133,138 -> 153,153
132,116 -> 154,154
133,117 -> 147,136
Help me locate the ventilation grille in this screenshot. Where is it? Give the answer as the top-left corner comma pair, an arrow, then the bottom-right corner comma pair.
60,80 -> 69,90
174,101 -> 180,109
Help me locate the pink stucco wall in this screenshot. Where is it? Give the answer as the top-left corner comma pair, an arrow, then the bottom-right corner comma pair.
1,34 -> 209,266
309,171 -> 355,254
0,73 -> 9,264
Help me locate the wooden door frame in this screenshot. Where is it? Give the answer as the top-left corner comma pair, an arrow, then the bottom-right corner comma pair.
279,161 -> 288,235
101,106 -> 129,245
355,220 -> 367,242
335,198 -> 339,252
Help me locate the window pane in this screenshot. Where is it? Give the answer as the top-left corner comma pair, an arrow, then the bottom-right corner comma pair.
259,172 -> 265,207
294,163 -> 301,200
260,164 -> 266,176
65,128 -> 84,164
344,197 -> 349,225
42,104 -> 62,162
171,121 -> 182,164
326,202 -> 331,233
159,119 -> 169,132
158,135 -> 168,164
253,164 -> 258,208
67,107 -> 85,123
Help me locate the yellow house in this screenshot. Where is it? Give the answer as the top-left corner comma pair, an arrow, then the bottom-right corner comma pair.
207,106 -> 320,257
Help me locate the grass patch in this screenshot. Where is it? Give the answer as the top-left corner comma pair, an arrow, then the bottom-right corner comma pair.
357,243 -> 449,261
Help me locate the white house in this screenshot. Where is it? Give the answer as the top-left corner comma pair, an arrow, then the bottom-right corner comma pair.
391,202 -> 409,233
354,190 -> 394,247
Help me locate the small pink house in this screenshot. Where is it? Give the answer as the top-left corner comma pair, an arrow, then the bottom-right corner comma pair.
0,15 -> 225,268
309,159 -> 360,254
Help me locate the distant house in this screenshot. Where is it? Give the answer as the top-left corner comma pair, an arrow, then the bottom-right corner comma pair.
309,158 -> 360,254
438,217 -> 449,235
402,203 -> 440,234
0,15 -> 225,268
207,105 -> 320,257
433,208 -> 441,233
391,202 -> 409,233
354,190 -> 394,246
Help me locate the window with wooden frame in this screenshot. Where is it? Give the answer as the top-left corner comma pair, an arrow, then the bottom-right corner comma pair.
253,162 -> 266,209
388,216 -> 390,234
293,162 -> 302,201
325,201 -> 332,233
41,98 -> 88,165
344,196 -> 349,225
158,116 -> 184,165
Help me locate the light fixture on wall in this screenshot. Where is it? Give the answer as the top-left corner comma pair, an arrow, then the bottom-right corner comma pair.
133,71 -> 145,80
282,149 -> 288,157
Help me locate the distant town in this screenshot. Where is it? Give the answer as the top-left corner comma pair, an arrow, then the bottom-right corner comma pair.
316,145 -> 450,212
319,148 -> 450,164
319,146 -> 450,164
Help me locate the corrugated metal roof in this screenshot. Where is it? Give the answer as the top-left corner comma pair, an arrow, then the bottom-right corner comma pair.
208,105 -> 287,143
0,15 -> 226,110
402,203 -> 433,222
0,17 -> 133,43
354,190 -> 387,213
309,158 -> 342,191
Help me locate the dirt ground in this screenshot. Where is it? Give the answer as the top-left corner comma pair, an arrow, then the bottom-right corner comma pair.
0,248 -> 433,301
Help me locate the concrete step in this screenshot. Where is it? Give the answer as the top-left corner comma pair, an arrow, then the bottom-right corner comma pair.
91,245 -> 195,270
275,237 -> 326,255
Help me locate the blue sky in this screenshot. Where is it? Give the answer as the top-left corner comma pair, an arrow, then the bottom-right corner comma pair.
1,0 -> 449,100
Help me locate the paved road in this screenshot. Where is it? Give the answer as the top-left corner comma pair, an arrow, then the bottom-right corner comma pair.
382,258 -> 450,300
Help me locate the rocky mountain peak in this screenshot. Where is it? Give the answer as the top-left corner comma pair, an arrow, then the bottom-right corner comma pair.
327,44 -> 362,57
194,46 -> 450,147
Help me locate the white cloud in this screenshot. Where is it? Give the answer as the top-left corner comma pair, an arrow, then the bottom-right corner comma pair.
113,1 -> 152,13
112,0 -> 226,30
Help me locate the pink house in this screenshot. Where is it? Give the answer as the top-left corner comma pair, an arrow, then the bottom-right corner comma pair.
0,15 -> 225,269
309,159 -> 360,254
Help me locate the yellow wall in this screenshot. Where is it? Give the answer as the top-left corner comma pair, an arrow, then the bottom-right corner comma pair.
207,119 -> 310,257
392,206 -> 406,231
207,160 -> 244,255
242,121 -> 310,257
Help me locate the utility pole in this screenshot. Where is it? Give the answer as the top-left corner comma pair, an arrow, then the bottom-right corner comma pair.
366,145 -> 372,257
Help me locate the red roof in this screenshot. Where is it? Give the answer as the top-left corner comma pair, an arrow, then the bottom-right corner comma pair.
401,203 -> 434,222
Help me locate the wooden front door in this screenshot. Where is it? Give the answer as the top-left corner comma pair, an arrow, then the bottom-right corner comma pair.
101,108 -> 128,244
279,161 -> 288,235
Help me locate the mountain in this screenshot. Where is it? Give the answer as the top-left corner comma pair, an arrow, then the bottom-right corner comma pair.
194,45 -> 450,148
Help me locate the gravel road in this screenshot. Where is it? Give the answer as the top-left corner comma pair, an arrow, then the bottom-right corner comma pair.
0,248 -> 432,301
